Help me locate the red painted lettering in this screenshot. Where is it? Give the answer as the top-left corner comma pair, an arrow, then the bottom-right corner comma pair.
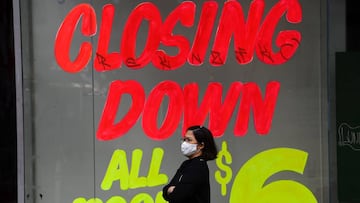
234,81 -> 280,135
97,80 -> 280,140
54,3 -> 96,73
256,0 -> 302,64
97,80 -> 145,141
55,0 -> 302,72
188,1 -> 218,66
183,82 -> 243,137
95,4 -> 122,71
121,2 -> 162,69
153,2 -> 195,70
210,0 -> 264,66
142,81 -> 184,140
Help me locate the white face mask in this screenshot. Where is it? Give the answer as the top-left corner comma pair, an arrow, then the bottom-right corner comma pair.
181,141 -> 198,156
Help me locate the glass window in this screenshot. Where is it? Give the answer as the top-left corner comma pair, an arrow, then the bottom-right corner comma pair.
18,0 -> 330,202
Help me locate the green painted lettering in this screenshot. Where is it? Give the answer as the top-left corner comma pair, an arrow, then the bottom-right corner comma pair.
147,148 -> 168,187
101,149 -> 130,190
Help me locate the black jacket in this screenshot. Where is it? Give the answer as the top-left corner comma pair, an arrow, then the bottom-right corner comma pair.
162,156 -> 210,203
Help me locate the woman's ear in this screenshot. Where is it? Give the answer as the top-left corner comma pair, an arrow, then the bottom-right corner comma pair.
198,142 -> 205,150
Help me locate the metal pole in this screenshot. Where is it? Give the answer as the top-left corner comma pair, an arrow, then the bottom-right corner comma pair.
13,0 -> 25,202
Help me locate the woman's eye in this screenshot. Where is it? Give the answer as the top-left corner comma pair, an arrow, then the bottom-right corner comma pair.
183,138 -> 191,142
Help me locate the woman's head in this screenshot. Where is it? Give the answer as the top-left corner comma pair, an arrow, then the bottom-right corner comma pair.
184,125 -> 218,161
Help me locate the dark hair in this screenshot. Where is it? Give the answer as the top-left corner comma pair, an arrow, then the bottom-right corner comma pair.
187,125 -> 218,161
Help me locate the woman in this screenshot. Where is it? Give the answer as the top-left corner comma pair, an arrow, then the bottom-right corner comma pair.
162,126 -> 218,203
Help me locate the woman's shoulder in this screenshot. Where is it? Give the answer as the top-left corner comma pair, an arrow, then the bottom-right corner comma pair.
189,157 -> 209,169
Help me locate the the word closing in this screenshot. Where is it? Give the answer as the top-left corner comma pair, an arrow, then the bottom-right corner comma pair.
54,0 -> 302,73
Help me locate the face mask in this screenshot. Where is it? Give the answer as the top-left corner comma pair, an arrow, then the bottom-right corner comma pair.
181,141 -> 198,156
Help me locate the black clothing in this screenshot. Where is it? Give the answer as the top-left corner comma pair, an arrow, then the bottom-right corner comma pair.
162,156 -> 210,203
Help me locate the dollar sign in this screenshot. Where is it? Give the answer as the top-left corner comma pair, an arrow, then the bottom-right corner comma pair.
215,141 -> 233,196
